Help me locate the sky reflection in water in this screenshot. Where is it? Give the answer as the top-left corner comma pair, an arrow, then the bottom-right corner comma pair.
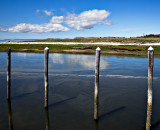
0,52 -> 160,130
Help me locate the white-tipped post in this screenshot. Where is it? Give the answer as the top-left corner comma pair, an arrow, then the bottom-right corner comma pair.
146,46 -> 154,130
7,47 -> 11,99
45,47 -> 49,51
147,46 -> 154,106
96,47 -> 101,51
94,47 -> 101,120
148,46 -> 154,51
44,47 -> 49,108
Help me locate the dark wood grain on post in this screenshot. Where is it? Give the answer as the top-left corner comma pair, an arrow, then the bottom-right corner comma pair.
94,47 -> 101,120
146,46 -> 154,130
7,47 -> 11,99
44,47 -> 49,108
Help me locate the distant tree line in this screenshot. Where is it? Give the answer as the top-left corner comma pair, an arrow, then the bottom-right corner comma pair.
143,34 -> 160,38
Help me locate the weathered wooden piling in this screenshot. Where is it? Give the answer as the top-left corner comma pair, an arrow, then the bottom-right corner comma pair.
44,47 -> 49,108
146,104 -> 152,130
7,48 -> 11,99
94,47 -> 101,120
146,46 -> 154,130
7,99 -> 13,130
147,46 -> 154,106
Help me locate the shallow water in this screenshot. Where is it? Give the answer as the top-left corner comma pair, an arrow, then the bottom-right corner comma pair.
0,52 -> 160,130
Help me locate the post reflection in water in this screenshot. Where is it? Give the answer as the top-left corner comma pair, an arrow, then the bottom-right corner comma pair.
3,52 -> 160,130
7,99 -> 13,130
94,120 -> 99,130
7,48 -> 11,99
45,107 -> 50,130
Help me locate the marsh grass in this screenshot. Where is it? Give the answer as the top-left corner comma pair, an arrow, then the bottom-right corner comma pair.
1,44 -> 160,55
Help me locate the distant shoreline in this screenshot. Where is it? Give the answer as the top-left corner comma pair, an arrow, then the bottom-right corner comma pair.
1,42 -> 160,56
1,34 -> 160,44
1,41 -> 160,46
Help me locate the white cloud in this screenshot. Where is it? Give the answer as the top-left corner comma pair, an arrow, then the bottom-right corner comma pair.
0,23 -> 70,33
0,9 -> 113,33
50,16 -> 64,24
0,26 -> 6,31
105,20 -> 113,25
36,9 -> 40,14
65,9 -> 111,30
43,10 -> 53,16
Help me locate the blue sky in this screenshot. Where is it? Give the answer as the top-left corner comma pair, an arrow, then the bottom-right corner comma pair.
0,0 -> 160,39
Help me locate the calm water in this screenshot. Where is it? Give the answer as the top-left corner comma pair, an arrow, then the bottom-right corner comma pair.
0,52 -> 160,130
0,39 -> 41,42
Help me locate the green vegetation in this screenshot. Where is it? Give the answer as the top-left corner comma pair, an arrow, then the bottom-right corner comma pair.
0,44 -> 78,51
1,34 -> 160,55
22,34 -> 160,43
1,44 -> 160,56
28,37 -> 160,43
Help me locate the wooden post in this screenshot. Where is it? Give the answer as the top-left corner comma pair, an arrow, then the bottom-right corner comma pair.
146,105 -> 152,130
44,47 -> 49,108
147,46 -> 154,106
94,47 -> 101,120
146,46 -> 154,130
7,47 -> 11,99
7,99 -> 13,130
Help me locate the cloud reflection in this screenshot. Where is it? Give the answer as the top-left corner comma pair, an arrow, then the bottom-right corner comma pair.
15,53 -> 34,57
51,53 -> 64,64
50,53 -> 109,70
